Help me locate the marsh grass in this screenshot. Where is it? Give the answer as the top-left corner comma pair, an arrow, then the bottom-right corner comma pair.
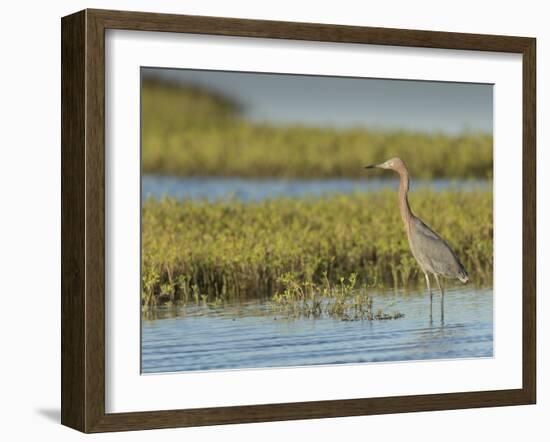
142,80 -> 493,179
141,189 -> 492,307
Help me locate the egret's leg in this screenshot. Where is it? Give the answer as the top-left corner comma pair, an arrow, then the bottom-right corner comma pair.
435,274 -> 445,323
424,272 -> 432,321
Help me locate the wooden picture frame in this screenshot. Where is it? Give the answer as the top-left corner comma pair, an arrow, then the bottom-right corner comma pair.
61,8 -> 536,433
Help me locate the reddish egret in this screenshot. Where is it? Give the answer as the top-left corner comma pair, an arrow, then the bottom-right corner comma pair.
365,157 -> 469,320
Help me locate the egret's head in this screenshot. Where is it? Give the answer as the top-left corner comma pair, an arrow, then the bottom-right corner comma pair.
364,157 -> 408,173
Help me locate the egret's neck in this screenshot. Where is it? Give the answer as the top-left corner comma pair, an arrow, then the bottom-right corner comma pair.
398,169 -> 413,228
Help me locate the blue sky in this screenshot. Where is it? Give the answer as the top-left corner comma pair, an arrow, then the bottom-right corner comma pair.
142,67 -> 492,135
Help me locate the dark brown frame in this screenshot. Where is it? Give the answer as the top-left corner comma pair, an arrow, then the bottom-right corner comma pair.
61,8 -> 536,433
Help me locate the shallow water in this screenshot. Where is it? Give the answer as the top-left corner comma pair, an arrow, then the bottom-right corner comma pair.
141,286 -> 493,374
142,176 -> 490,202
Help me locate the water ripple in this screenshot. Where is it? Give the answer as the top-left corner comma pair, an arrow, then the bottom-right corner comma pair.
142,288 -> 493,373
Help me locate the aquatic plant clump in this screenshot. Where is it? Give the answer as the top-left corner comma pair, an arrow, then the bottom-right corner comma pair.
141,189 -> 493,306
270,272 -> 404,321
141,80 -> 493,179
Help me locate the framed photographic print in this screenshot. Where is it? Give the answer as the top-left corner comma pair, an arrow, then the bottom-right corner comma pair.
61,9 -> 536,433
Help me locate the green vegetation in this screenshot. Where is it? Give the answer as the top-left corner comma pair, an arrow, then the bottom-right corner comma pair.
141,189 -> 493,307
142,80 -> 493,179
270,272 -> 404,321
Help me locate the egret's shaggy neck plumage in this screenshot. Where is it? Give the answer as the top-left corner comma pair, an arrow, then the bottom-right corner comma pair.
395,164 -> 413,231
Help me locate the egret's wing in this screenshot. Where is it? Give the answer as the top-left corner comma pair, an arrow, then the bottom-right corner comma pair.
410,217 -> 468,280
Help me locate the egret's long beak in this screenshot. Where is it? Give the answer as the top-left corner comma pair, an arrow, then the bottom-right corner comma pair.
364,164 -> 379,169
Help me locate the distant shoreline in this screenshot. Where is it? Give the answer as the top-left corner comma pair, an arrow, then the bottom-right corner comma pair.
141,80 -> 493,180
